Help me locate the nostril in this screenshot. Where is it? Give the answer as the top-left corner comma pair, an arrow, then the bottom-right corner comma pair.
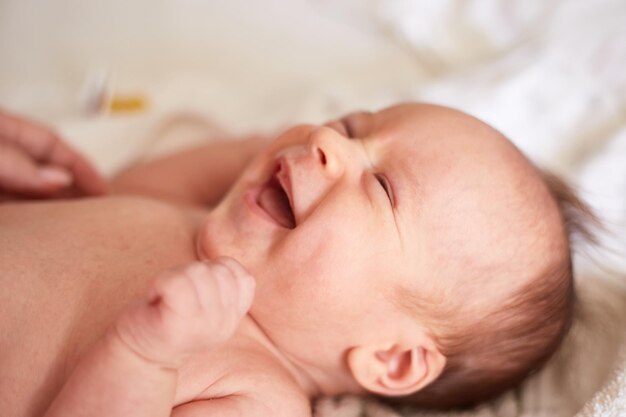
317,147 -> 327,165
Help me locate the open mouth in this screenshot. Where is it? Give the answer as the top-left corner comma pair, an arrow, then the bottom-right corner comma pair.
256,166 -> 296,229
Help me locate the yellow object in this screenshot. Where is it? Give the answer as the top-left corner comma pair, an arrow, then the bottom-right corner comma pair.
108,94 -> 148,113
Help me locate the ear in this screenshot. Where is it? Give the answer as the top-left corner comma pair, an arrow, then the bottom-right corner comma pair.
347,343 -> 446,397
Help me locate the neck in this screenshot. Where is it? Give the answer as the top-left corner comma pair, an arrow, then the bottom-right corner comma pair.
240,314 -> 361,398
192,225 -> 360,397
240,314 -> 319,397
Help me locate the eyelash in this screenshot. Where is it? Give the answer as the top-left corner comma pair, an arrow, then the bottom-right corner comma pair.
374,173 -> 394,205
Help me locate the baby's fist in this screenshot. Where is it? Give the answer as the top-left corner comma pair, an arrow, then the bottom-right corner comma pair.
114,257 -> 255,367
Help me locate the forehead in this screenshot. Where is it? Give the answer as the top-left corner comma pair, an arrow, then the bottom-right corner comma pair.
363,103 -> 518,204
368,103 -> 503,150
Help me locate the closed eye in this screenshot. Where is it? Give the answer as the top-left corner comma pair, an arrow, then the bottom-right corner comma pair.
374,173 -> 394,206
341,119 -> 355,138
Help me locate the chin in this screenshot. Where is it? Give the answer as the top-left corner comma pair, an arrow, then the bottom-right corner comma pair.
195,213 -> 228,261
195,209 -> 260,272
195,224 -> 214,260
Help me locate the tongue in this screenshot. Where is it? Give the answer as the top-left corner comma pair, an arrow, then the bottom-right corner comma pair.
257,186 -> 295,229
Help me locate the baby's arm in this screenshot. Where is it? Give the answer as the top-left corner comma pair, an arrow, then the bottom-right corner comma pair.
44,258 -> 256,417
112,136 -> 268,207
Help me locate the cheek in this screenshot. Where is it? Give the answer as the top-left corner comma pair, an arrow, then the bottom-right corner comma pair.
250,188 -> 384,324
267,234 -> 338,303
262,226 -> 372,316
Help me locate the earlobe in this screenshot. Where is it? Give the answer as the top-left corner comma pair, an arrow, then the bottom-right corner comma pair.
347,344 -> 446,397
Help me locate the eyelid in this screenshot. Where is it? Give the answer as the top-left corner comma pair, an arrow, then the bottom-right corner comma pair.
340,118 -> 355,138
374,173 -> 395,207
325,120 -> 350,138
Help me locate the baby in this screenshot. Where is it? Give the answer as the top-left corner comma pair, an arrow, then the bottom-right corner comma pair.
0,103 -> 591,416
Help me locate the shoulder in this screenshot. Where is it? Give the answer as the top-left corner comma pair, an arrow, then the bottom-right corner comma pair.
96,195 -> 183,216
175,359 -> 311,417
246,368 -> 311,415
81,195 -> 204,234
0,195 -> 200,268
258,393 -> 311,417
240,353 -> 312,416
173,392 -> 310,417
0,195 -> 183,224
201,347 -> 312,416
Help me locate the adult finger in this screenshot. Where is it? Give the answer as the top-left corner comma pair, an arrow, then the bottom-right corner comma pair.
0,142 -> 72,196
47,141 -> 108,196
0,111 -> 108,196
0,111 -> 55,159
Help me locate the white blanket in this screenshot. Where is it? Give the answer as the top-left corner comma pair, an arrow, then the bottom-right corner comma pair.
2,0 -> 625,415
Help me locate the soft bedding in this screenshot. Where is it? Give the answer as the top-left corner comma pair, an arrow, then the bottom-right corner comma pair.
1,0 -> 625,415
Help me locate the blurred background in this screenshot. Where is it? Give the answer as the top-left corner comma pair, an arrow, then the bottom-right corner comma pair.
1,1 -> 625,416
1,1 -> 624,165
0,1 -> 422,125
1,0 -> 625,168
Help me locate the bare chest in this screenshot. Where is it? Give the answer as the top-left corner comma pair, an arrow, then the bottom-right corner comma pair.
0,197 -> 200,417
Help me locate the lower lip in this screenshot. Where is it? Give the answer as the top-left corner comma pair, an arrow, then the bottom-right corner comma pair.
244,186 -> 285,228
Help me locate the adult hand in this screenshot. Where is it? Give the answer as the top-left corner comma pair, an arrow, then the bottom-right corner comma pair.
0,109 -> 108,201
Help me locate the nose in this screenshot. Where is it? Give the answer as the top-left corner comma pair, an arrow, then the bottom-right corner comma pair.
308,126 -> 352,178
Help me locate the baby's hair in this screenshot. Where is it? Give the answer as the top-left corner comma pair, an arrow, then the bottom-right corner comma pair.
390,171 -> 599,409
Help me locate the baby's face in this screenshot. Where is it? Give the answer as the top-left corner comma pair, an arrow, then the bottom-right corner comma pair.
198,103 -> 556,371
